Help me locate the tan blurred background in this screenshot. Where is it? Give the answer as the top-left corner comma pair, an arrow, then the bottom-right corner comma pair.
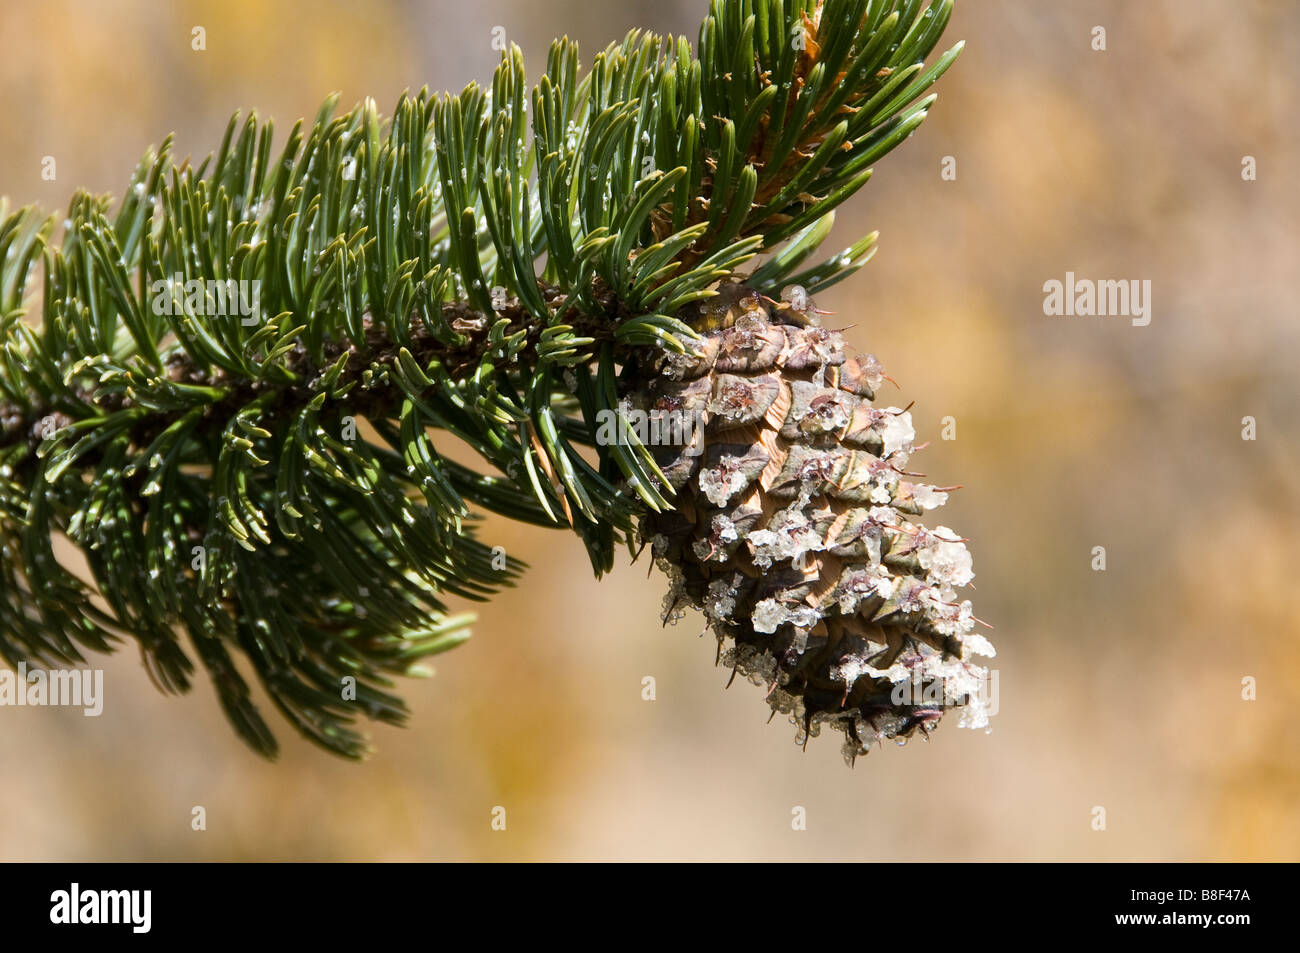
1,0 -> 1297,861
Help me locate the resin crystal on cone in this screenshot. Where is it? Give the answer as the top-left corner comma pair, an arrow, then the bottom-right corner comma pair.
638,285 -> 994,763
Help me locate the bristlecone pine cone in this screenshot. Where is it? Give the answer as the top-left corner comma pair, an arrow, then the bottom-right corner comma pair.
635,284 -> 995,763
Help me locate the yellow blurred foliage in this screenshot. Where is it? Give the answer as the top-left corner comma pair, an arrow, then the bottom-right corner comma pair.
0,0 -> 1295,860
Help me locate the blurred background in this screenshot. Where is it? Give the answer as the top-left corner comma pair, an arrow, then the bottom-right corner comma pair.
1,0 -> 1296,861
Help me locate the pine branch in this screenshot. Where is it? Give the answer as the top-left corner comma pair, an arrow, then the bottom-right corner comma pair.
0,0 -> 961,758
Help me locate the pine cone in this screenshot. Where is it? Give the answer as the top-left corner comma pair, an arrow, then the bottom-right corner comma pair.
633,285 -> 995,763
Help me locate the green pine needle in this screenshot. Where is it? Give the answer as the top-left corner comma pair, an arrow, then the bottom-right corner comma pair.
0,0 -> 960,758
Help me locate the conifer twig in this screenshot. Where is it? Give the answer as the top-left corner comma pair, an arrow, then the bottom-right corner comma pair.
0,0 -> 963,758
